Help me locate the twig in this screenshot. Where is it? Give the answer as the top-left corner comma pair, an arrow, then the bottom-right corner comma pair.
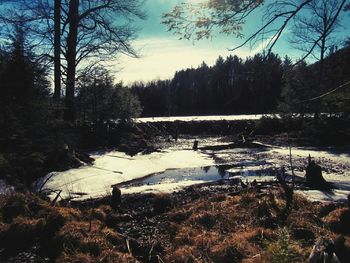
298,80 -> 350,103
38,172 -> 56,192
157,255 -> 165,263
50,190 -> 62,206
126,239 -> 132,255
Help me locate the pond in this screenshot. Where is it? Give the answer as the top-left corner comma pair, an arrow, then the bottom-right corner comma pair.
37,138 -> 350,202
119,163 -> 281,194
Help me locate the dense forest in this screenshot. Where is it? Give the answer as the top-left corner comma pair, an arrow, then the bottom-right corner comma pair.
131,45 -> 350,117
0,27 -> 141,185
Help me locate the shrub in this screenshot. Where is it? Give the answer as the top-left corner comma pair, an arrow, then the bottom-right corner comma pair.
265,228 -> 303,263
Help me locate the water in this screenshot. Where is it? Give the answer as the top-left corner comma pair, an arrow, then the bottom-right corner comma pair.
119,163 -> 280,194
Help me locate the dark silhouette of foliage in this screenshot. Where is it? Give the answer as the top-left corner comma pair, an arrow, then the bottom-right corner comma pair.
132,53 -> 284,116
76,67 -> 141,124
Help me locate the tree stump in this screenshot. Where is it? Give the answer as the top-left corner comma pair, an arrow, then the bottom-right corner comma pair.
305,155 -> 330,189
111,186 -> 121,212
192,140 -> 199,151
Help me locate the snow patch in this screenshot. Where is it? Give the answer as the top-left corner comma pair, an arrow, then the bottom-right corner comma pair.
38,150 -> 215,201
135,114 -> 269,123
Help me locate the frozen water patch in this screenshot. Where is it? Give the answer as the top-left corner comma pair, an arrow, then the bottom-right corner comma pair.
120,166 -> 229,194
38,150 -> 215,201
269,147 -> 350,164
120,163 -> 282,194
37,136 -> 350,202
296,189 -> 349,203
227,164 -> 280,183
135,114 -> 269,123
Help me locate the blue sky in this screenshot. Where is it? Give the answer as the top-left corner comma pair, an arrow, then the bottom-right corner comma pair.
115,0 -> 349,84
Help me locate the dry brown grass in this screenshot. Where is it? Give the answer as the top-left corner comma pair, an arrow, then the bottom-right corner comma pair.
0,193 -> 135,262
323,207 -> 350,235
161,189 -> 348,263
98,249 -> 140,263
1,188 -> 349,262
56,252 -> 94,263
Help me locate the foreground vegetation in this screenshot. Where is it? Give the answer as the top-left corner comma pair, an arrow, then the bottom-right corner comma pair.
1,185 -> 349,262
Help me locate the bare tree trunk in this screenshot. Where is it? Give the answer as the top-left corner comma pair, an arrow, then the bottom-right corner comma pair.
314,35 -> 326,121
64,0 -> 79,122
53,0 -> 61,100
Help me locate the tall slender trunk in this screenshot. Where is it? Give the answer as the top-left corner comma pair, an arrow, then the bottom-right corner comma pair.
64,0 -> 79,122
314,35 -> 326,121
53,0 -> 61,100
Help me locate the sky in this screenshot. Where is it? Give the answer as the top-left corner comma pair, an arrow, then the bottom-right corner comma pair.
115,0 -> 349,84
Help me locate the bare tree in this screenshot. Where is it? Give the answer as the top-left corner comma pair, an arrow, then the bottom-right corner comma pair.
289,0 -> 343,73
0,0 -> 145,121
61,0 -> 145,121
162,0 -> 348,62
53,0 -> 61,100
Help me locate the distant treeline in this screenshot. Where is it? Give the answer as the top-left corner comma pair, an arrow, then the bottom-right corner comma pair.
131,46 -> 350,117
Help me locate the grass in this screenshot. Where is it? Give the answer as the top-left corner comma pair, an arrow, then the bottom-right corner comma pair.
0,188 -> 349,262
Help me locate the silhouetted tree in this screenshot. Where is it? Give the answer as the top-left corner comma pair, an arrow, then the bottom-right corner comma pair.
76,67 -> 141,124
0,0 -> 145,121
162,0 -> 348,60
0,24 -> 50,153
131,53 -> 285,116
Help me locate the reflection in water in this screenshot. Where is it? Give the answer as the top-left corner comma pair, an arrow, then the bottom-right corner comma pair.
217,165 -> 228,178
202,166 -> 210,173
121,163 -> 279,193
